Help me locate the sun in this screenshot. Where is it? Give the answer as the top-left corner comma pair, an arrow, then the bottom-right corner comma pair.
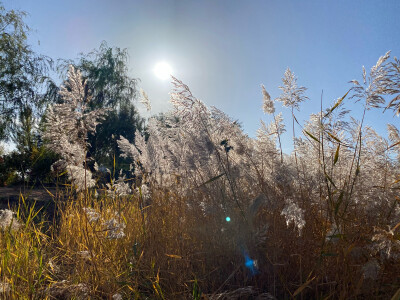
154,62 -> 173,80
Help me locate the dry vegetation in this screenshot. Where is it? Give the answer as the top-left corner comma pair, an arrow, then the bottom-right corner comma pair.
1,53 -> 400,299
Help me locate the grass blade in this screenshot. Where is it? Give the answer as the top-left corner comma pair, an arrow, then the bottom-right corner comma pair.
198,173 -> 225,187
304,130 -> 320,143
391,287 -> 400,300
326,131 -> 342,144
293,276 -> 316,297
325,89 -> 350,118
334,144 -> 340,165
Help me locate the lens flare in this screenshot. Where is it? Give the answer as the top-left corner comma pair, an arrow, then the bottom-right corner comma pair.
244,253 -> 258,275
225,216 -> 231,222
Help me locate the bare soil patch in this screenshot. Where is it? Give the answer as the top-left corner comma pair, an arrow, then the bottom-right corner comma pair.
0,185 -> 57,209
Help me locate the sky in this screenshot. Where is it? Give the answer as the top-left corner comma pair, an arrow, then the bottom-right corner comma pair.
4,0 -> 400,153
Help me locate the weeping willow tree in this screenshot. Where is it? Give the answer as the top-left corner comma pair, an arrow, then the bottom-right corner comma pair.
51,42 -> 145,178
0,2 -> 52,141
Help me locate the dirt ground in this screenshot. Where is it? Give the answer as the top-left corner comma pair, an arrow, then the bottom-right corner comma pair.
0,185 -> 57,208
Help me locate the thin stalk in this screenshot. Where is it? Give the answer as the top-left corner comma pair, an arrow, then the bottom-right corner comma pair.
342,105 -> 367,217
272,111 -> 284,163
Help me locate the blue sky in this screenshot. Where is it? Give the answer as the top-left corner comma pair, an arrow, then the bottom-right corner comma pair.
5,0 -> 400,152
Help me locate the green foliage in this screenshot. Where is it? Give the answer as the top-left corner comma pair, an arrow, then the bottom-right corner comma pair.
0,107 -> 58,186
59,41 -> 138,109
55,42 -> 145,177
89,103 -> 144,178
0,2 -> 52,141
11,106 -> 35,153
0,1 -> 56,184
0,145 -> 58,186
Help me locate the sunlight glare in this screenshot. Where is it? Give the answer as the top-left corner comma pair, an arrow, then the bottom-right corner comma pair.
154,62 -> 173,80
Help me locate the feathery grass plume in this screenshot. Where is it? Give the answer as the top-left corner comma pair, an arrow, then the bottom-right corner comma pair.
0,282 -> 11,295
3,53 -> 400,298
112,293 -> 123,300
384,55 -> 400,115
103,216 -> 126,239
387,123 -> 400,151
370,226 -> 400,260
350,51 -> 391,109
82,207 -> 100,223
119,77 -> 256,194
139,88 -> 151,111
45,280 -> 89,299
0,209 -> 21,231
388,123 -> 400,142
260,83 -> 285,162
135,184 -> 150,201
261,84 -> 275,114
43,65 -> 108,191
269,112 -> 286,136
276,68 -> 308,110
256,118 -> 282,155
275,68 -> 308,182
280,198 -> 305,235
106,174 -> 132,197
257,120 -> 272,140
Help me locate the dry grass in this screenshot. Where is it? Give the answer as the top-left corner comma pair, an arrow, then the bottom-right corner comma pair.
0,180 -> 399,300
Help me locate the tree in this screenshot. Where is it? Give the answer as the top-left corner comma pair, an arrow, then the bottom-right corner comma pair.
59,41 -> 138,109
90,103 -> 144,177
0,2 -> 51,141
0,2 -> 55,185
5,105 -> 59,185
56,42 -> 144,177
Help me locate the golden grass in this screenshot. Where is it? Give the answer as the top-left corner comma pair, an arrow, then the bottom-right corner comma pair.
0,186 -> 399,299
